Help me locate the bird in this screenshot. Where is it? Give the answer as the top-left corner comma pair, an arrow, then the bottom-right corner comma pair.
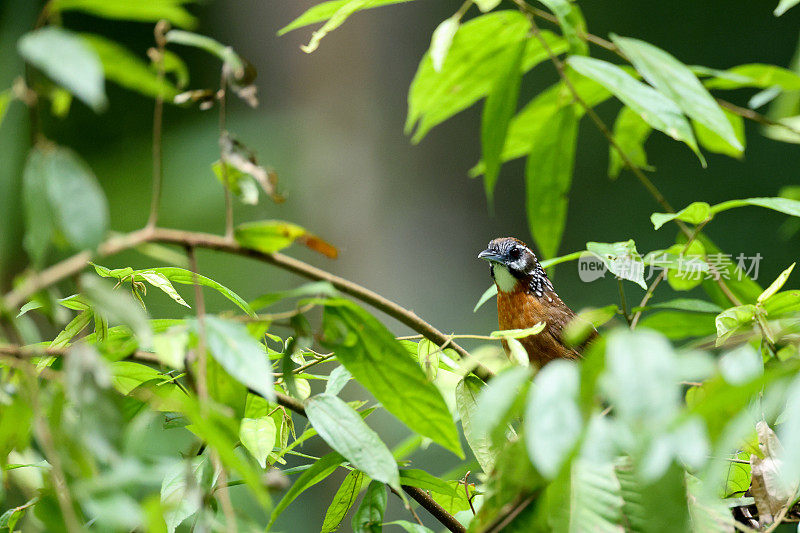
478,237 -> 596,367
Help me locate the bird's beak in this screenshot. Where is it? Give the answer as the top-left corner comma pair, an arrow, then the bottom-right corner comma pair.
478,249 -> 504,263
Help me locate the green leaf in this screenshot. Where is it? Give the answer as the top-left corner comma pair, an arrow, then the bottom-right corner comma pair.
279,0 -> 414,36
234,220 -> 305,252
429,15 -> 460,72
0,498 -> 37,531
775,0 -> 800,16
407,12 -> 567,142
490,323 -> 546,339
325,365 -> 351,396
759,263 -> 795,303
398,469 -> 474,514
473,0 -> 501,11
473,366 -> 532,441
711,196 -> 800,218
137,271 -> 190,308
22,145 -> 109,263
586,240 -> 646,289
49,310 -> 93,349
17,301 -> 43,318
202,316 -> 275,401
639,311 -> 717,340
525,360 -> 582,478
321,469 -> 368,533
164,30 -> 244,79
763,290 -> 800,317
82,274 -> 152,345
482,38 -> 526,204
0,90 -> 12,129
384,521 -> 435,533
351,481 -> 386,533
80,34 -> 178,100
544,460 -> 625,532
650,201 -> 712,230
608,106 -> 653,179
321,300 -> 462,457
612,34 -> 741,153
694,108 -> 745,158
567,55 -> 704,164
18,27 -> 107,111
648,298 -> 722,314
306,394 -> 400,489
537,0 -> 588,55
161,457 -> 206,533
269,452 -> 344,527
50,0 -> 198,28
473,284 -> 498,313
525,104 -> 579,259
456,376 -> 495,472
715,305 -> 757,346
250,281 -> 337,310
701,63 -> 800,90
240,416 -> 277,468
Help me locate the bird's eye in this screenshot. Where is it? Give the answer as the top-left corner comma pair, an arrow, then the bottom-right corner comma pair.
508,246 -> 521,259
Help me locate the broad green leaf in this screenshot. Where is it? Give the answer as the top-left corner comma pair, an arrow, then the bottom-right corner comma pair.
639,311 -> 717,340
710,196 -> 800,218
407,12 -> 567,142
482,38 -> 526,204
612,35 -> 742,153
545,459 -> 625,532
586,240 -> 646,289
456,376 -> 495,472
50,309 -> 93,349
608,106 -> 653,179
16,301 -> 43,318
429,16 -> 459,72
351,481 -> 386,533
702,63 -> 800,90
325,365 -> 351,396
202,316 -> 275,401
278,0 -> 414,35
321,469 -> 368,533
321,300 -> 462,457
651,201 -> 712,230
526,105 -> 579,259
715,305 -> 757,346
759,263 -> 795,303
398,469 -> 474,514
164,30 -> 244,79
161,457 -> 206,533
18,27 -> 107,111
137,271 -> 190,308
647,298 -> 722,314
537,0 -> 588,55
268,452 -> 344,527
240,416 -> 277,468
80,34 -> 178,100
473,366 -> 532,440
525,360 -> 582,478
763,290 -> 800,317
82,274 -> 152,345
250,281 -> 337,310
306,394 -> 400,489
473,284 -> 498,312
775,0 -> 800,16
22,145 -> 109,263
50,0 -> 198,28
235,219 -> 337,258
567,55 -> 703,163
694,108 -> 745,158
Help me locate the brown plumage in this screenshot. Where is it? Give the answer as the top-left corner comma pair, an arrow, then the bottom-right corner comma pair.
479,237 -> 596,367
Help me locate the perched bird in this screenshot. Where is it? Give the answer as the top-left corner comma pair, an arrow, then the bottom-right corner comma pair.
478,237 -> 596,367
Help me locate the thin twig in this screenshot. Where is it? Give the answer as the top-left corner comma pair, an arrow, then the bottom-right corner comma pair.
146,21 -> 169,230
389,486 -> 425,527
2,227 -> 493,382
274,352 -> 335,378
218,72 -> 233,240
629,270 -> 665,329
617,279 -> 631,326
463,471 -> 476,516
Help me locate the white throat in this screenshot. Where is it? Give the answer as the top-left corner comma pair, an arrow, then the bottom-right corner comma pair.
493,264 -> 518,293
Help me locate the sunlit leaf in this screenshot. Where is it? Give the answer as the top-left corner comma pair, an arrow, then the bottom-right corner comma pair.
165,30 -> 245,80
639,311 -> 717,340
240,416 -> 277,469
586,240 -> 646,289
50,309 -> 93,349
429,16 -> 459,72
650,201 -> 711,230
268,452 -> 344,527
137,271 -> 190,308
759,262 -> 795,303
235,219 -> 338,258
775,0 -> 800,17
694,108 -> 746,158
50,0 -> 198,28
278,0 -> 415,35
18,27 -> 107,111
456,376 -> 495,472
714,304 -> 756,346
608,106 -> 653,179
537,0 -> 588,55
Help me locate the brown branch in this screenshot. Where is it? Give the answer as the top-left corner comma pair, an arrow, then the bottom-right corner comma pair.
2,227 -> 493,382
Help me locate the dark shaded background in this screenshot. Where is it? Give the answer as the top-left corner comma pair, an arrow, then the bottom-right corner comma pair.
1,1 -> 799,530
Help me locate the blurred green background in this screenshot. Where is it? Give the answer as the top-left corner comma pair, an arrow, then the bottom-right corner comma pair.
1,1 -> 799,530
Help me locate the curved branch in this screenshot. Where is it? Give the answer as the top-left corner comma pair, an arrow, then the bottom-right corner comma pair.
2,227 -> 493,382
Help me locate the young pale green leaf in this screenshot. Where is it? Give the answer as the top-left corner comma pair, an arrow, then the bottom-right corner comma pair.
567,55 -> 704,164
321,469 -> 368,533
775,0 -> 800,16
268,454 -> 344,527
298,0 -> 386,53
759,263 -> 795,303
763,290 -> 800,317
325,365 -> 351,396
143,267 -> 255,316
151,327 -> 188,369
526,105 -> 580,259
586,240 -> 646,289
417,339 -> 439,381
0,90 -> 11,129
710,196 -> 800,218
482,39 -> 526,205
80,34 -> 178,100
351,481 -> 386,533
701,63 -> 800,90
715,305 -> 757,346
407,12 -> 567,142
202,316 -> 275,401
490,323 -> 546,339
398,469 -> 474,514
165,30 -> 244,79
137,271 -> 190,308
0,497 -> 37,531
50,309 -> 93,349
650,201 -> 712,230
16,301 -> 43,318
474,0 -> 501,11
278,0 -> 414,35
50,0 -> 198,28
235,219 -> 338,259
473,284 -> 497,313
18,27 -> 107,111
321,300 -> 462,457
161,457 -> 206,533
506,337 -> 530,366
694,109 -> 746,158
456,376 -> 495,472
525,360 -> 582,478
240,416 -> 277,468
608,106 -> 653,179
537,0 -> 588,55
306,394 -> 400,489
429,16 -> 459,72
612,35 -> 742,153
82,274 -> 152,345
473,366 -> 532,440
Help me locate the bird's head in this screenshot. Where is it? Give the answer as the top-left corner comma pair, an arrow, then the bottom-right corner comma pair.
478,237 -> 541,292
